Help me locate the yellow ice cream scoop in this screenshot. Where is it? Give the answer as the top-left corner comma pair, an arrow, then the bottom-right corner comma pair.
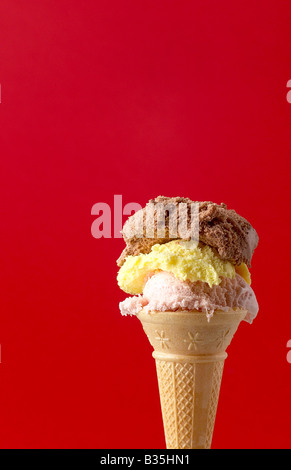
235,262 -> 251,285
117,240 -> 250,295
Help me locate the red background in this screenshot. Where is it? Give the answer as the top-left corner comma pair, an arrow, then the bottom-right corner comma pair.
1,1 -> 291,449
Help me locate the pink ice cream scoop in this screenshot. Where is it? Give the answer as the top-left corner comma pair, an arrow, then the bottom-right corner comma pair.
119,271 -> 258,323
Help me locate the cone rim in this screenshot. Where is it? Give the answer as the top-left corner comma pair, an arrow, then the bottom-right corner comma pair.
137,307 -> 247,318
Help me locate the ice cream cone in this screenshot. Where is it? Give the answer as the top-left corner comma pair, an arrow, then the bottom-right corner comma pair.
137,309 -> 246,449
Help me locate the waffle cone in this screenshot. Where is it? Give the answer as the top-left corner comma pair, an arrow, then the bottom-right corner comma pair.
137,309 -> 246,449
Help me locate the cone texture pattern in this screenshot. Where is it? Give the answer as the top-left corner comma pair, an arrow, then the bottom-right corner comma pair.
155,357 -> 224,448
137,309 -> 246,449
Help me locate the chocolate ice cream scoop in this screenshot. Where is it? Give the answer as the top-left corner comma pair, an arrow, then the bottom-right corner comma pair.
117,196 -> 258,267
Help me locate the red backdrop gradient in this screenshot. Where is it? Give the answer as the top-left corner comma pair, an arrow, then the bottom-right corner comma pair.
1,1 -> 291,449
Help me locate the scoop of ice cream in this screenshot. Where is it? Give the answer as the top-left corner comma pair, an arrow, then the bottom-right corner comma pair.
117,196 -> 259,267
117,240 -> 244,295
119,295 -> 148,316
119,271 -> 258,323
